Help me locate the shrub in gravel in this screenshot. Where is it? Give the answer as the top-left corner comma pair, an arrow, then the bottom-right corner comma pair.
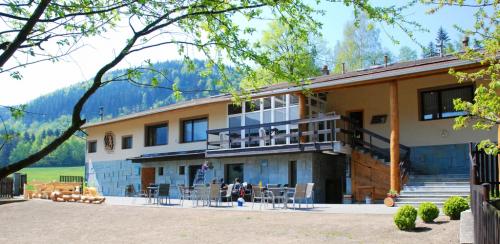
443,196 -> 469,220
394,205 -> 417,231
418,202 -> 439,223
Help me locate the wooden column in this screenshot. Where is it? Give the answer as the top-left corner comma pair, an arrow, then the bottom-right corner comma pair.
298,93 -> 307,142
389,81 -> 400,192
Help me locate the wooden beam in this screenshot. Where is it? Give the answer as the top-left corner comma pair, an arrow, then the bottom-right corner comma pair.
389,81 -> 400,192
298,93 -> 307,142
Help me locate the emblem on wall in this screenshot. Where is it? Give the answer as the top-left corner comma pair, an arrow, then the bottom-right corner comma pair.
104,132 -> 115,152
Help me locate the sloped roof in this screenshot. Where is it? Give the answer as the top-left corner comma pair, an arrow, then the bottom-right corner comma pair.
82,54 -> 481,129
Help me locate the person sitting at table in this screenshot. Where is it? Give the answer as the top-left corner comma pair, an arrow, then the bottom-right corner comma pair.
231,178 -> 242,198
219,178 -> 227,190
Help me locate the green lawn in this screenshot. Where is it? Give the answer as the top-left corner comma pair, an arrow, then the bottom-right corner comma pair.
18,166 -> 84,183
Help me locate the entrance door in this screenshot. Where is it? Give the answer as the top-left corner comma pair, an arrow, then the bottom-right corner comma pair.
325,178 -> 343,203
189,165 -> 202,186
141,167 -> 155,192
348,111 -> 363,146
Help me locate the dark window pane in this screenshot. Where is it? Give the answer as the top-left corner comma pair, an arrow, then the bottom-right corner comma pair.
183,120 -> 193,142
290,94 -> 299,105
245,100 -> 260,112
441,86 -> 472,118
228,104 -> 242,115
158,167 -> 164,176
155,126 -> 167,145
146,124 -> 168,146
88,141 -> 97,153
122,136 -> 133,149
421,91 -> 439,120
226,164 -> 244,183
275,95 -> 285,108
263,97 -> 272,109
193,119 -> 207,141
179,166 -> 185,175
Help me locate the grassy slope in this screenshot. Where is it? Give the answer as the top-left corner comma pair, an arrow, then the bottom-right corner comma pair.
18,166 -> 84,183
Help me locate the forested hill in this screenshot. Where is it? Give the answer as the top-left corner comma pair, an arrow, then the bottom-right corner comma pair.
14,59 -> 234,124
0,59 -> 236,167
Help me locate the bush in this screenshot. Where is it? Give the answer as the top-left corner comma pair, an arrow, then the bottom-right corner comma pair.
418,202 -> 440,223
443,196 -> 469,220
394,205 -> 418,230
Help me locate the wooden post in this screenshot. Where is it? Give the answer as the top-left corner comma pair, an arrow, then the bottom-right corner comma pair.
390,81 -> 400,192
498,125 -> 500,183
298,93 -> 307,142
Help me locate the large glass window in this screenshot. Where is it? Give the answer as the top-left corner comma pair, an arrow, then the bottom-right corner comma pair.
122,136 -> 133,149
87,141 -> 97,153
420,85 -> 473,121
145,123 -> 168,146
183,118 -> 208,142
225,163 -> 244,183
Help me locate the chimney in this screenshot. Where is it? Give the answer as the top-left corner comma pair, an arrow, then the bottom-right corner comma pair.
99,106 -> 104,121
321,65 -> 330,75
462,36 -> 469,50
384,55 -> 388,67
438,40 -> 444,57
342,63 -> 346,74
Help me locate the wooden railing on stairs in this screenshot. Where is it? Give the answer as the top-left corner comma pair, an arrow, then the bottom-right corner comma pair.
340,116 -> 412,186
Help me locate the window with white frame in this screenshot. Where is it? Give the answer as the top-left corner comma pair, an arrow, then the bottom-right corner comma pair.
226,93 -> 327,148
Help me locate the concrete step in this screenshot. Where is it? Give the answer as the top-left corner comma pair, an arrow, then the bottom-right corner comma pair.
409,174 -> 469,180
398,193 -> 469,198
405,181 -> 470,186
395,202 -> 445,208
397,197 -> 450,203
399,192 -> 470,198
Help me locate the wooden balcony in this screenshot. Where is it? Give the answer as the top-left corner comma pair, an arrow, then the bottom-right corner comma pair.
205,114 -> 351,158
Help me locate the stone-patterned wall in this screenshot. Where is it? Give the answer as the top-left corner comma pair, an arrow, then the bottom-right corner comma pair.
87,160 -> 141,196
410,143 -> 470,175
219,153 -> 313,185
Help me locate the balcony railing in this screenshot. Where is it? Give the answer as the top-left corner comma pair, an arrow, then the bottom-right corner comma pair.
206,113 -> 343,154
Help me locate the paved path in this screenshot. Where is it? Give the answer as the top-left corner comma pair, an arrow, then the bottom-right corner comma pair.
106,196 -> 401,214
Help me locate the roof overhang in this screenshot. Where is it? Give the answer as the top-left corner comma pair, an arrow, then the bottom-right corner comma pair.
128,150 -> 206,163
82,55 -> 485,129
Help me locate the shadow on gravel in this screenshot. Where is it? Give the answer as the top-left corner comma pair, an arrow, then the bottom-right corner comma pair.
0,199 -> 26,205
410,227 -> 432,233
428,220 -> 449,225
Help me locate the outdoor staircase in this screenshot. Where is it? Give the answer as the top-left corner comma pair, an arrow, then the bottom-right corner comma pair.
396,174 -> 470,208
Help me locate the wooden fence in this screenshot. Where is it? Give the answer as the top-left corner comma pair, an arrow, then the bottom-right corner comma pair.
59,175 -> 84,191
470,143 -> 500,244
0,177 -> 13,198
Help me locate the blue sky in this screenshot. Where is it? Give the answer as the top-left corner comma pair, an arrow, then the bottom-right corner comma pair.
0,1 -> 481,105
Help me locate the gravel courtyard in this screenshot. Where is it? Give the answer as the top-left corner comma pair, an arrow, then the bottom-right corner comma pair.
0,200 -> 459,243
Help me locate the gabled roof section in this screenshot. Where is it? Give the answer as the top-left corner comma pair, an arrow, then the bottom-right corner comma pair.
82,54 -> 481,129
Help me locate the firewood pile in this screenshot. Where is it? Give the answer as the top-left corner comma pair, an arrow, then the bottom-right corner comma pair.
24,182 -> 105,204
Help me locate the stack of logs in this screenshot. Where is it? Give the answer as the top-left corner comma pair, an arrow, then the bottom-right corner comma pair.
50,187 -> 105,204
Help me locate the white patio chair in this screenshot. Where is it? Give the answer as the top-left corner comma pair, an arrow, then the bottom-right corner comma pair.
290,183 -> 307,209
221,184 -> 234,206
305,183 -> 315,208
